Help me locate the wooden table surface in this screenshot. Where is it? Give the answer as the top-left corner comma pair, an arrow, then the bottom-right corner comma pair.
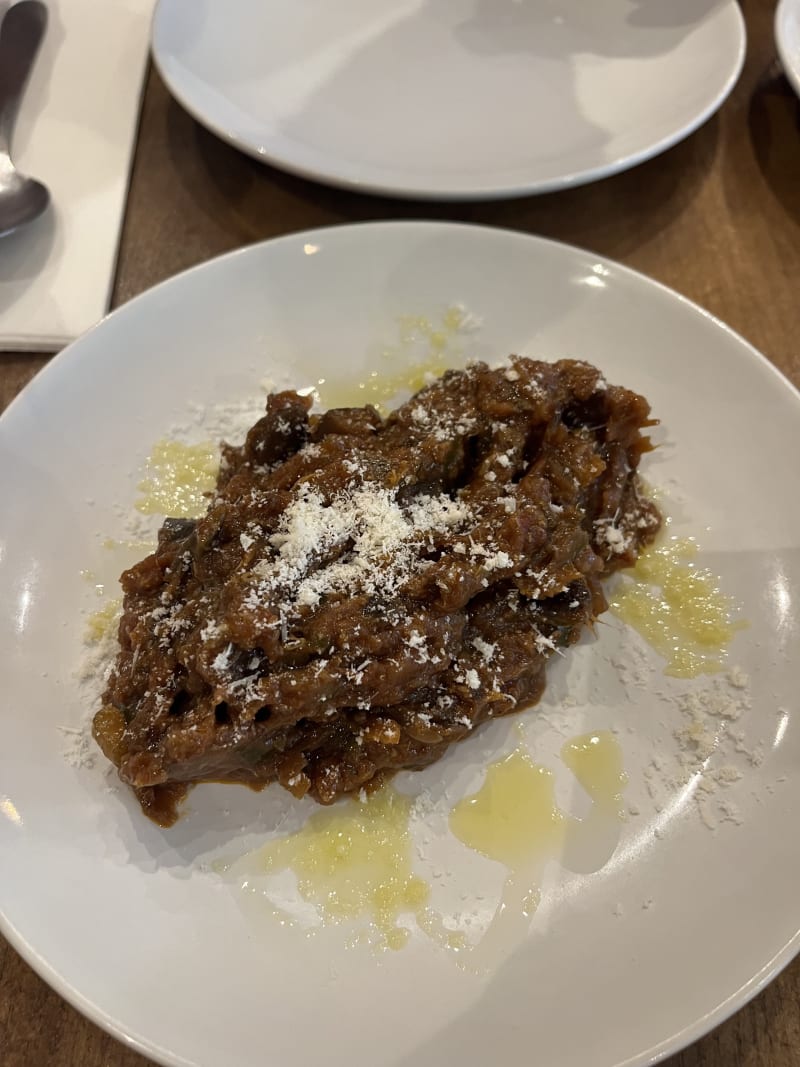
1,1 -> 798,1064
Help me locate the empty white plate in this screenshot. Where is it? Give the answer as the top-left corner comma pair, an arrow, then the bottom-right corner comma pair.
776,0 -> 800,98
0,223 -> 798,1067
152,0 -> 746,200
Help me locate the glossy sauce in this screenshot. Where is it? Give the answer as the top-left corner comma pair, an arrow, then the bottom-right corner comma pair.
136,440 -> 218,518
561,732 -> 627,816
79,568 -> 105,598
450,752 -> 563,868
451,732 -> 626,864
611,536 -> 740,677
85,598 -> 121,641
317,360 -> 450,412
226,788 -> 429,951
224,733 -> 626,959
316,305 -> 473,411
449,732 -> 626,964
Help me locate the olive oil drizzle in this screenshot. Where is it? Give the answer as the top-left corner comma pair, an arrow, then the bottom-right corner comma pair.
611,536 -> 741,677
223,733 -> 627,960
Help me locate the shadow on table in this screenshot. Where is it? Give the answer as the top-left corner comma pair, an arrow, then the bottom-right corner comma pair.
746,61 -> 800,227
161,94 -> 264,247
180,94 -> 720,268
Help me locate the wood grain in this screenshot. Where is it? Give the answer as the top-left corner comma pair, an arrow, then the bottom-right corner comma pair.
1,1 -> 798,1064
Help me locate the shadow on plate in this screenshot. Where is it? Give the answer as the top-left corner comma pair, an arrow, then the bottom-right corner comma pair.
450,0 -> 721,58
268,0 -> 611,190
94,771 -> 308,877
90,631 -> 632,881
93,713 -> 518,876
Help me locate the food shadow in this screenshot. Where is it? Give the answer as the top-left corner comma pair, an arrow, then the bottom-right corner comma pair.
92,770 -> 318,877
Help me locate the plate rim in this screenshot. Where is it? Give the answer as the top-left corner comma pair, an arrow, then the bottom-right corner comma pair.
1,218 -> 798,1067
149,0 -> 747,202
776,0 -> 800,100
4,218 -> 799,430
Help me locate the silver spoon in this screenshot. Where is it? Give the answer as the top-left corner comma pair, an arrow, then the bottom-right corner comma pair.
0,0 -> 49,238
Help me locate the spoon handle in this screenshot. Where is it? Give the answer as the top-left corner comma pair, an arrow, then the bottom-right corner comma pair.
0,0 -> 48,159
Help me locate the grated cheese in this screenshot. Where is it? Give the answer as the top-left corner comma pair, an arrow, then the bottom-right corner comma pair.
250,481 -> 472,614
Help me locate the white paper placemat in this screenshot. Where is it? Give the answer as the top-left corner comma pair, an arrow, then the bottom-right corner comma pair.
0,0 -> 155,352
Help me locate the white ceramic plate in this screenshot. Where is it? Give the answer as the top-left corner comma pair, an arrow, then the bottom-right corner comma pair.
151,0 -> 746,201
1,223 -> 798,1067
776,0 -> 800,99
